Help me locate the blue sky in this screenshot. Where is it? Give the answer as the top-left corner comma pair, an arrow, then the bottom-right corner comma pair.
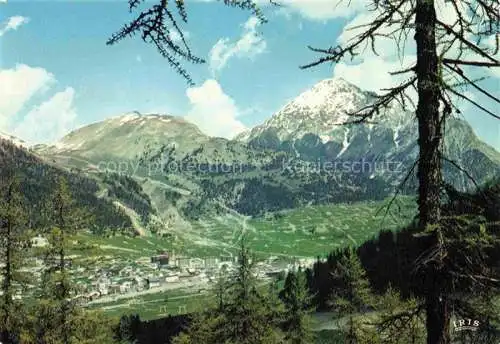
0,0 -> 498,149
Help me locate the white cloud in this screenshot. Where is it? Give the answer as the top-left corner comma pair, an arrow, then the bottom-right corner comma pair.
0,64 -> 79,144
333,7 -> 417,97
483,34 -> 500,54
337,0 -> 497,64
12,88 -> 78,144
184,79 -> 247,138
435,0 -> 468,28
476,34 -> 500,78
331,0 -> 496,95
333,0 -> 499,121
0,16 -> 30,36
198,0 -> 366,20
0,64 -> 54,129
209,16 -> 267,73
170,30 -> 190,43
337,5 -> 418,61
334,56 -> 415,93
264,0 -> 366,21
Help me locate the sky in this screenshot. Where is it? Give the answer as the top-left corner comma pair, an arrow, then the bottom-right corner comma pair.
0,0 -> 498,149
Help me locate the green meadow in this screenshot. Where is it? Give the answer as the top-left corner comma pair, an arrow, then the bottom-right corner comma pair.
67,196 -> 417,320
71,195 -> 416,261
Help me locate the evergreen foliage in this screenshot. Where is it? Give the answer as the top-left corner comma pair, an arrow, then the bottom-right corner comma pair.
0,171 -> 32,344
281,269 -> 315,344
172,241 -> 287,344
328,247 -> 375,344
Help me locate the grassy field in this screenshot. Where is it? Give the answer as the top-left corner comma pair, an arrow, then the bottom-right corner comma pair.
186,195 -> 417,258
71,195 -> 416,260
70,232 -> 181,259
88,289 -> 210,321
68,196 -> 417,320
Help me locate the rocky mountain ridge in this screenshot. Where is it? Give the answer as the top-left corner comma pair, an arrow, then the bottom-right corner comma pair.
2,77 -> 498,234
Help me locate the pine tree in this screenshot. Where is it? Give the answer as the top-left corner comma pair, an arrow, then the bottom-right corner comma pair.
171,268 -> 228,344
173,241 -> 285,344
0,173 -> 32,344
375,286 -> 426,344
33,176 -> 90,344
267,275 -> 286,332
172,310 -> 227,344
114,314 -> 141,344
329,247 -> 375,344
71,310 -> 116,344
281,268 -> 315,344
223,242 -> 285,344
214,268 -> 229,314
330,248 -> 373,314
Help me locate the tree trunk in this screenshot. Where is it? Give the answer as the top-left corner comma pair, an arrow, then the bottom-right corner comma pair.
2,220 -> 12,344
415,0 -> 442,227
426,293 -> 450,344
1,184 -> 13,344
414,0 -> 448,343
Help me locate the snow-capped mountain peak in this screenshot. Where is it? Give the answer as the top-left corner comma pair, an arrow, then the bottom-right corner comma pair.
277,77 -> 369,123
239,77 -> 386,143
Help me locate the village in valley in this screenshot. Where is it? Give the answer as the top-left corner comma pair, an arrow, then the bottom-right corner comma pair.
27,234 -> 316,314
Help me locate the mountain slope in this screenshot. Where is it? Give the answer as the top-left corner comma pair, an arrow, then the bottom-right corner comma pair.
0,136 -> 155,234
238,78 -> 409,145
34,111 -> 391,224
34,112 -> 207,164
34,112 -> 279,175
30,78 -> 500,229
0,131 -> 27,148
237,77 -> 500,190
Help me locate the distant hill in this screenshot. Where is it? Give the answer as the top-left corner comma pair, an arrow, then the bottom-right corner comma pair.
33,111 -> 392,226
9,78 -> 498,233
0,136 -> 155,234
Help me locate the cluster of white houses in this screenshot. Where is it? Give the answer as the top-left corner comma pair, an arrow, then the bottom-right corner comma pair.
70,252 -> 242,304
46,248 -> 317,306
24,235 -> 320,307
151,250 -> 238,270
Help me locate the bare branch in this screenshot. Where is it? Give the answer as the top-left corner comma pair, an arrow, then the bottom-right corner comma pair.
437,19 -> 499,63
444,85 -> 500,120
375,158 -> 418,225
109,0 -> 273,85
300,0 -> 409,69
129,0 -> 143,12
441,156 -> 481,192
390,65 -> 417,75
340,76 -> 418,124
443,63 -> 500,104
442,58 -> 500,68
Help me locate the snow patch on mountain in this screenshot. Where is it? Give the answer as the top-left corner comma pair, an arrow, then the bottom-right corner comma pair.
336,127 -> 351,158
287,78 -> 360,117
393,126 -> 401,148
367,123 -> 374,148
269,78 -> 370,137
119,113 -> 141,125
320,134 -> 332,144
